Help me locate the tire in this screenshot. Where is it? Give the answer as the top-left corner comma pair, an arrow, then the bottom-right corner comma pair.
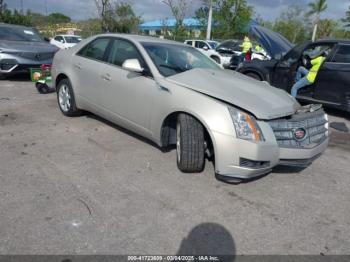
176,114 -> 205,173
211,56 -> 220,64
245,72 -> 261,81
36,83 -> 50,94
57,78 -> 82,117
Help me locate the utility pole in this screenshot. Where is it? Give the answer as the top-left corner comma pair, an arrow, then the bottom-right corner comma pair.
20,0 -> 23,14
45,0 -> 48,15
206,0 -> 212,40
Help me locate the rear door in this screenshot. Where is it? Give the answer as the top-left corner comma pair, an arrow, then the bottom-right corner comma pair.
72,37 -> 111,107
314,44 -> 350,104
97,38 -> 155,135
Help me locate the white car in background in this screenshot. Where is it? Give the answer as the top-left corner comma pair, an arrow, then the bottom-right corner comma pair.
184,39 -> 230,66
50,35 -> 82,49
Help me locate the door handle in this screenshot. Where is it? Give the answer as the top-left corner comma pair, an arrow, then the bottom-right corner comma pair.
75,63 -> 82,69
100,73 -> 112,81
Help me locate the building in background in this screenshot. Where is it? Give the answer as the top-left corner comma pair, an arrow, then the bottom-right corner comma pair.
139,18 -> 202,38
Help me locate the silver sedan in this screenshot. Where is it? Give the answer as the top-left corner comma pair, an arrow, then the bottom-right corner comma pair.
52,34 -> 328,183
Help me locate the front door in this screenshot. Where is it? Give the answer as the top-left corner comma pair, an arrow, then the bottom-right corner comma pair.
271,42 -> 311,91
72,37 -> 111,107
98,38 -> 155,135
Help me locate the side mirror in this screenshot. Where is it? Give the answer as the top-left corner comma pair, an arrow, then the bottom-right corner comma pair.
43,37 -> 50,42
122,59 -> 144,73
203,46 -> 209,51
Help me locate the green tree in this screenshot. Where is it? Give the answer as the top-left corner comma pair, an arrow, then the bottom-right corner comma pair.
111,2 -> 141,33
272,5 -> 310,43
78,18 -> 102,37
47,12 -> 71,24
94,1 -> 141,34
0,9 -> 31,26
317,18 -> 338,39
162,0 -> 191,41
195,0 -> 253,39
341,6 -> 350,27
308,0 -> 327,41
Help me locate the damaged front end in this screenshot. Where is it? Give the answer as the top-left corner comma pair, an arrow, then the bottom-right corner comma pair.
267,104 -> 329,167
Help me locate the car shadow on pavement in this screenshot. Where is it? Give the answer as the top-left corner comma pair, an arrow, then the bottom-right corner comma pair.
176,223 -> 236,260
85,113 -> 162,150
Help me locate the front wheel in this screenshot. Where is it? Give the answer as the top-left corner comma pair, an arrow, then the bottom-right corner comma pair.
57,78 -> 82,117
176,114 -> 205,173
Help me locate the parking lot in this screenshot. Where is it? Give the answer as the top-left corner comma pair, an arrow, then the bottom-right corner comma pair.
0,77 -> 350,255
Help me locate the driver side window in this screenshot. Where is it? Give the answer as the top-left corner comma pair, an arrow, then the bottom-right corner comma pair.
107,39 -> 145,68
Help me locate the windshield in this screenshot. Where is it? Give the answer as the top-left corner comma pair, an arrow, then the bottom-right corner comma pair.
142,42 -> 220,77
207,41 -> 219,49
64,36 -> 82,43
0,26 -> 43,42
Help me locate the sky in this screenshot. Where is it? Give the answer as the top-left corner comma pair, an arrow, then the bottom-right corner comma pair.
4,0 -> 350,22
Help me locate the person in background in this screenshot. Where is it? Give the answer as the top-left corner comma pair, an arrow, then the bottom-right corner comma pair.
239,36 -> 252,64
291,51 -> 326,97
255,44 -> 263,53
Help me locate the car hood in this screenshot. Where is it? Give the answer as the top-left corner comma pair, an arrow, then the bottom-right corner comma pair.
166,68 -> 300,120
250,25 -> 294,58
0,40 -> 58,53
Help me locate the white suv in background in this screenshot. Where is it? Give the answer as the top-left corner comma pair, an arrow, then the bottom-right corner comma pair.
184,39 -> 229,66
50,35 -> 82,49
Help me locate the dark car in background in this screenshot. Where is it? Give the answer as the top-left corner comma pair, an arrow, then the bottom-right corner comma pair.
237,25 -> 350,113
0,23 -> 58,79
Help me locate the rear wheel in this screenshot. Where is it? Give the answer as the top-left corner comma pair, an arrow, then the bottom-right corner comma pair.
245,72 -> 261,81
176,114 -> 205,173
57,78 -> 82,117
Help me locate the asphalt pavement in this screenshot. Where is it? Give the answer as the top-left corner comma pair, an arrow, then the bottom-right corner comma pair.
0,77 -> 350,255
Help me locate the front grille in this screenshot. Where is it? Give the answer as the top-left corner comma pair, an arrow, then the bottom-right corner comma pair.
268,108 -> 328,149
18,52 -> 54,61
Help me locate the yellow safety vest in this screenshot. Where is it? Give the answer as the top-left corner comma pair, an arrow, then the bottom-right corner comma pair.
240,41 -> 252,53
307,56 -> 325,83
255,45 -> 262,52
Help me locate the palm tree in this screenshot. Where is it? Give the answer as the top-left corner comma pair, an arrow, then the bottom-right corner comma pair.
308,0 -> 327,41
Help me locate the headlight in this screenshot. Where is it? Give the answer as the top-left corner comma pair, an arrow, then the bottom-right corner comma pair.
228,107 -> 265,142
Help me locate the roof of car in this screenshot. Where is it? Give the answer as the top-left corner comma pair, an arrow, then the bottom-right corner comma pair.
97,33 -> 186,45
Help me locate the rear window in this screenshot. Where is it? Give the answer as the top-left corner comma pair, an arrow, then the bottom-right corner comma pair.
332,45 -> 350,63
